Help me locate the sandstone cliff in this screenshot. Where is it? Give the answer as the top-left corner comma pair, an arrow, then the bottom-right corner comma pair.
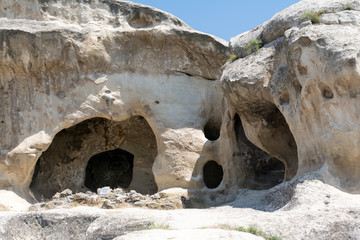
1,0 -> 360,239
0,0 -> 228,201
222,0 -> 360,193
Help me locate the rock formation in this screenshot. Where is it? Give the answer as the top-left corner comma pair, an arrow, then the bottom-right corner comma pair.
1,0 -> 360,239
0,0 -> 228,203
1,0 -> 360,208
222,0 -> 360,193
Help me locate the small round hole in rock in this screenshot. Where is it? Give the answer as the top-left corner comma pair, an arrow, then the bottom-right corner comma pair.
319,83 -> 334,99
204,119 -> 221,141
279,92 -> 290,105
322,88 -> 334,99
293,79 -> 303,96
203,161 -> 223,189
85,148 -> 134,192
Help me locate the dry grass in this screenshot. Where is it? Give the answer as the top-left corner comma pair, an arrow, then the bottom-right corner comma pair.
300,10 -> 325,24
204,224 -> 282,240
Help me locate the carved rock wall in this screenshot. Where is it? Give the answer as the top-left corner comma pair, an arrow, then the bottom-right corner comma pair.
30,116 -> 158,198
222,0 -> 360,193
2,0 -> 360,209
0,0 -> 229,201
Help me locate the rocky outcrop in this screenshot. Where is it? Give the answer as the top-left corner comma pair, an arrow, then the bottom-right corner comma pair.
1,173 -> 360,240
1,0 -> 360,239
1,0 -> 360,215
0,0 -> 229,204
222,0 -> 360,193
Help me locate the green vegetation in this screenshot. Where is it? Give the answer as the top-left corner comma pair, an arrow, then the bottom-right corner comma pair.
207,224 -> 282,240
268,237 -> 282,240
227,39 -> 263,61
300,10 -> 325,24
244,39 -> 263,55
227,53 -> 238,62
131,222 -> 170,232
345,3 -> 353,10
234,225 -> 282,240
146,222 -> 170,230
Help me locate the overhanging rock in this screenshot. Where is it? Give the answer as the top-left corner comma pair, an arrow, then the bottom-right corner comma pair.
0,0 -> 229,202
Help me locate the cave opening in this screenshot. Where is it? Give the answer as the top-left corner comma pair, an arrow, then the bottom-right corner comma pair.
204,119 -> 221,141
30,116 -> 158,199
234,113 -> 286,190
203,160 -> 224,189
85,148 -> 134,192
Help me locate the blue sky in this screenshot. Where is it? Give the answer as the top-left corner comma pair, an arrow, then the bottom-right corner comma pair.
131,0 -> 301,41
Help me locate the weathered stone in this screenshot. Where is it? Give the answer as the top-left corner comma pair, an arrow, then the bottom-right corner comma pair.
230,0 -> 360,58
1,176 -> 359,240
0,1 -> 359,239
60,189 -> 73,198
160,203 -> 174,210
85,195 -> 102,206
126,192 -> 145,203
0,211 -> 99,240
222,0 -> 360,193
52,193 -> 61,200
28,204 -> 41,212
116,196 -> 128,204
98,187 -> 111,197
159,192 -> 168,198
0,0 -> 228,205
52,201 -> 63,206
2,172 -> 360,240
146,201 -> 160,209
74,193 -> 87,201
133,201 -> 145,207
151,193 -> 161,200
101,200 -> 117,209
114,188 -> 124,196
113,229 -> 265,240
180,196 -> 191,208
86,216 -> 153,240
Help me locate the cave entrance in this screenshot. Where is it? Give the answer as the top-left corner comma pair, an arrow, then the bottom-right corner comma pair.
85,149 -> 134,192
204,118 -> 221,141
203,160 -> 224,189
30,116 -> 158,199
234,113 -> 286,190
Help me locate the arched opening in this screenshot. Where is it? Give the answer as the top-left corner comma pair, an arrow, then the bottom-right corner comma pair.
85,149 -> 134,192
234,113 -> 286,189
30,116 -> 158,199
203,160 -> 223,189
204,119 -> 221,141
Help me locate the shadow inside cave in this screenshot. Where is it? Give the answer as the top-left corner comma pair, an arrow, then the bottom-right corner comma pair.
30,116 -> 158,200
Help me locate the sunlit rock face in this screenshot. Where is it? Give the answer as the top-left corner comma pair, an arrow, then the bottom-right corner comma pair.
222,0 -> 360,193
0,0 -> 229,201
2,0 -> 360,211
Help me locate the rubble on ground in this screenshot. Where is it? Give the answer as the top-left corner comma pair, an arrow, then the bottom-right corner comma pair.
29,187 -> 186,211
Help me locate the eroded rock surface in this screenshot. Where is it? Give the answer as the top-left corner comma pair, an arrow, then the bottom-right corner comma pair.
30,117 -> 158,198
1,0 -> 360,239
1,174 -> 360,240
29,187 -> 184,211
0,0 -> 228,203
222,0 -> 360,193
